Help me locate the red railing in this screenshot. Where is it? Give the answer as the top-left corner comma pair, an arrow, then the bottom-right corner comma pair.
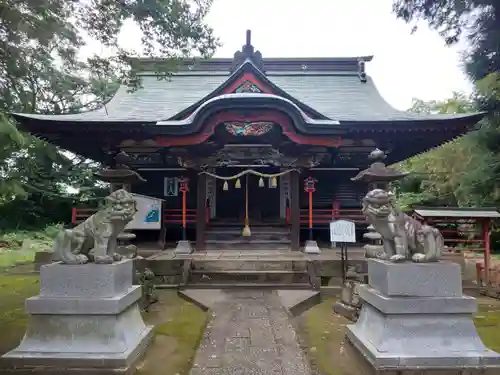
71,207 -> 98,225
163,208 -> 196,224
413,217 -> 488,253
71,206 -> 210,226
285,204 -> 365,226
412,213 -> 493,289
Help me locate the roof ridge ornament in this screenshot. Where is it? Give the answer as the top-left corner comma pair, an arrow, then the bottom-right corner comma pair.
231,30 -> 264,73
358,59 -> 367,83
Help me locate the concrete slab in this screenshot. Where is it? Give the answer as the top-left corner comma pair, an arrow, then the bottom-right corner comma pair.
178,289 -> 228,310
277,289 -> 320,316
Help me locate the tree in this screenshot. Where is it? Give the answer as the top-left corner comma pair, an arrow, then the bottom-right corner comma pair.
0,0 -> 219,228
393,0 -> 500,209
395,93 -> 488,209
393,1 -> 500,85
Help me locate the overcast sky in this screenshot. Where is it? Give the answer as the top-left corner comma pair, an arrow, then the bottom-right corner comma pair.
86,0 -> 473,111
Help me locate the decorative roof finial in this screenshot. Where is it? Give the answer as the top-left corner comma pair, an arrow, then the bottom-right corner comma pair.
242,29 -> 255,55
246,29 -> 252,46
231,29 -> 264,72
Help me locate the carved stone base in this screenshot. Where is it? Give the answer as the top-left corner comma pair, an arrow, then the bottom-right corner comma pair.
0,260 -> 153,374
346,259 -> 500,371
303,240 -> 321,254
175,240 -> 193,254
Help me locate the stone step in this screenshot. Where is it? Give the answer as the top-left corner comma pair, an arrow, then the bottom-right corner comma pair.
190,270 -> 310,284
205,239 -> 290,245
205,233 -> 291,241
204,243 -> 291,251
192,259 -> 308,272
184,283 -> 314,290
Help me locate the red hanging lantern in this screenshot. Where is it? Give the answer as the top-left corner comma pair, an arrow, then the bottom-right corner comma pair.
179,177 -> 190,193
304,177 -> 317,193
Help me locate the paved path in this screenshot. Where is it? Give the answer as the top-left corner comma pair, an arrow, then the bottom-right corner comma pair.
190,290 -> 312,375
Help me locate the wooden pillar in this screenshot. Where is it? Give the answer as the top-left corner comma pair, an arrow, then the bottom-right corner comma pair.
290,171 -> 300,251
196,174 -> 207,251
483,218 -> 491,290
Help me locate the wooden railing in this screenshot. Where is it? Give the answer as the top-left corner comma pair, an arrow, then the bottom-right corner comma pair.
163,208 -> 196,224
285,207 -> 365,226
71,206 -> 210,226
412,216 -> 489,254
71,207 -> 98,225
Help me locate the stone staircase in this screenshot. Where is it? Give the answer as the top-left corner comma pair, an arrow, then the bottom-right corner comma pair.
184,259 -> 318,289
204,225 -> 291,250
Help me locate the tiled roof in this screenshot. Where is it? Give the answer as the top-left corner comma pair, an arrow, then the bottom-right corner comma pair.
12,58 -> 480,124
413,208 -> 500,218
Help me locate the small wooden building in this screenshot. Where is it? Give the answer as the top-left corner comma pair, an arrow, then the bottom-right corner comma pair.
12,31 -> 484,251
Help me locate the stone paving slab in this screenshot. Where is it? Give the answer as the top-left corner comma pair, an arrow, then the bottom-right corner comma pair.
190,290 -> 312,375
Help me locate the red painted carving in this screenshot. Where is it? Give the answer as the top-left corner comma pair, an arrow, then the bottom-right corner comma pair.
154,111 -> 342,147
223,72 -> 272,94
224,121 -> 273,136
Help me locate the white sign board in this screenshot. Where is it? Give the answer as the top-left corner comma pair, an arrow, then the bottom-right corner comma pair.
330,220 -> 356,243
126,194 -> 163,230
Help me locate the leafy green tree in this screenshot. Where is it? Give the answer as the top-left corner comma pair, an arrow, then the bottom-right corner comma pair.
0,0 -> 219,228
393,0 -> 500,209
396,93 -> 486,209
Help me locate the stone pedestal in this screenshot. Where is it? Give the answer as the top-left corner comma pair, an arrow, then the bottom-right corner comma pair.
346,259 -> 500,371
1,259 -> 153,374
303,240 -> 321,254
175,240 -> 193,254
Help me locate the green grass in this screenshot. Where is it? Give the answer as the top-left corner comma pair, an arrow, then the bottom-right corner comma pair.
0,275 -> 40,354
475,302 -> 500,352
301,298 -> 500,375
0,275 -> 208,375
145,293 -> 209,375
0,225 -> 60,269
301,299 -> 347,375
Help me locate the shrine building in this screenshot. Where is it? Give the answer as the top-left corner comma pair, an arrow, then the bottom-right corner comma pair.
11,31 -> 484,251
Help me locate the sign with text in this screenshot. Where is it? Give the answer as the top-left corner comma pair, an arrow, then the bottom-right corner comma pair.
329,220 -> 356,243
126,194 -> 163,230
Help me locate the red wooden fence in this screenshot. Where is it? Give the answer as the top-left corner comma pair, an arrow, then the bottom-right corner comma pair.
71,207 -> 206,226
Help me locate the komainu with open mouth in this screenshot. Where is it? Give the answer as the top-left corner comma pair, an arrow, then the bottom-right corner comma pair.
362,189 -> 443,263
52,189 -> 137,265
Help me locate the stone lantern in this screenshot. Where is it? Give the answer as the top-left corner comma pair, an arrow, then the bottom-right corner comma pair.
94,151 -> 146,258
333,148 -> 407,321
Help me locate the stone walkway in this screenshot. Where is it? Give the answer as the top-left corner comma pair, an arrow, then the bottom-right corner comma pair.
190,290 -> 312,375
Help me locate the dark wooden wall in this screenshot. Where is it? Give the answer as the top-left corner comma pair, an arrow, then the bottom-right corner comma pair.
299,170 -> 366,209
132,170 -> 199,210
132,169 -> 367,214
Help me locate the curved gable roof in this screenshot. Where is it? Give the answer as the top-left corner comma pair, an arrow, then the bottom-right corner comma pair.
11,55 -> 481,125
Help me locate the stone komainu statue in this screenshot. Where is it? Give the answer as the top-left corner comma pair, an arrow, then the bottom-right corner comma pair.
362,189 -> 443,263
53,189 -> 137,264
